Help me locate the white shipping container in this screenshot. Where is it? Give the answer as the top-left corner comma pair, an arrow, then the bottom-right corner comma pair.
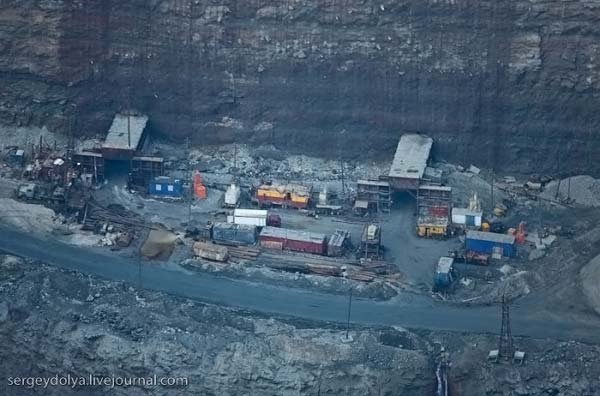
232,216 -> 266,227
451,213 -> 467,225
227,209 -> 269,226
233,209 -> 268,218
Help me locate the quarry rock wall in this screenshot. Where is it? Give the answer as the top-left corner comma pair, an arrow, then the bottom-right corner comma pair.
1,0 -> 600,174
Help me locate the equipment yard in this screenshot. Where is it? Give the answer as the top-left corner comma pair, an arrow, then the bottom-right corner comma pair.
2,127 -> 600,395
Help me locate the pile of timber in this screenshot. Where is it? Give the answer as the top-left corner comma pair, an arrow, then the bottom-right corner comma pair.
82,201 -> 150,232
193,241 -> 229,262
228,246 -> 260,261
259,251 -> 398,283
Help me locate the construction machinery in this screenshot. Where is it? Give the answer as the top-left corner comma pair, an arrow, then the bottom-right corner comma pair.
358,224 -> 383,259
254,183 -> 311,209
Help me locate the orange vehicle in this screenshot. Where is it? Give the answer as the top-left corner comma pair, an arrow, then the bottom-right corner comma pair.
193,170 -> 206,199
255,183 -> 310,209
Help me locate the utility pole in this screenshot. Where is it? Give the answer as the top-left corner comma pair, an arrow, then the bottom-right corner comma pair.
188,168 -> 193,225
137,247 -> 142,291
340,159 -> 346,195
127,113 -> 131,149
498,294 -> 514,360
345,286 -> 353,340
490,169 -> 495,210
555,148 -> 561,199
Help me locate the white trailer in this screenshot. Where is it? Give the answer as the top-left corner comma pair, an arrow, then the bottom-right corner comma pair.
227,208 -> 268,227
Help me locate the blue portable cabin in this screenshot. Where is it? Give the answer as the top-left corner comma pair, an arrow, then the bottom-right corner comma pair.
465,230 -> 516,257
433,257 -> 454,290
148,176 -> 183,198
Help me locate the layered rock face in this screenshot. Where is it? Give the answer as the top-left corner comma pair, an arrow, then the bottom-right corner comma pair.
1,0 -> 599,174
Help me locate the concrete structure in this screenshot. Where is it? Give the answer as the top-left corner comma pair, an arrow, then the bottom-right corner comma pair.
388,134 -> 433,190
102,113 -> 149,160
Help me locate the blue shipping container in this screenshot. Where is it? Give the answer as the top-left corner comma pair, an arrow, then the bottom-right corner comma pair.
465,231 -> 515,257
148,177 -> 183,198
212,223 -> 257,245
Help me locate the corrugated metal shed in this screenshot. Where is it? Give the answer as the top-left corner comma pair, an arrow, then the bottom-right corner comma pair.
388,134 -> 433,188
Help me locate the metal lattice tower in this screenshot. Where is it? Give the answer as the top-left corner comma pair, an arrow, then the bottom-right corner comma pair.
498,295 -> 514,359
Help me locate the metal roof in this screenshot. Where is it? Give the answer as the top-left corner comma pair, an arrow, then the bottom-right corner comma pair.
418,185 -> 452,192
233,209 -> 268,218
389,134 -> 433,180
452,208 -> 483,217
328,230 -> 348,247
132,156 -> 163,163
354,200 -> 369,209
357,179 -> 390,187
260,226 -> 326,243
436,257 -> 454,273
213,222 -> 256,232
467,230 -> 515,244
103,113 -> 148,151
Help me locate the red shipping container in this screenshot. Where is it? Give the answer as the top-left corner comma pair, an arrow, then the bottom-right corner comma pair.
259,227 -> 327,255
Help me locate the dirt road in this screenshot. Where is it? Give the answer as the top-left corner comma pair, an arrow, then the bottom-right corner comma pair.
1,224 -> 599,343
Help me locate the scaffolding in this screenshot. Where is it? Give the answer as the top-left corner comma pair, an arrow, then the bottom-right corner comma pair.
356,179 -> 391,213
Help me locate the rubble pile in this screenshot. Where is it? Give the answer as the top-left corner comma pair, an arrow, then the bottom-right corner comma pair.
183,143 -> 388,186
542,175 -> 600,207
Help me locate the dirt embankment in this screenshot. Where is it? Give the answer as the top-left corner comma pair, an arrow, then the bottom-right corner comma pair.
2,255 -> 600,395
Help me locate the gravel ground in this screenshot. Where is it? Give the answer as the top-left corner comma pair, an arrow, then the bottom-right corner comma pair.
542,175 -> 600,207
